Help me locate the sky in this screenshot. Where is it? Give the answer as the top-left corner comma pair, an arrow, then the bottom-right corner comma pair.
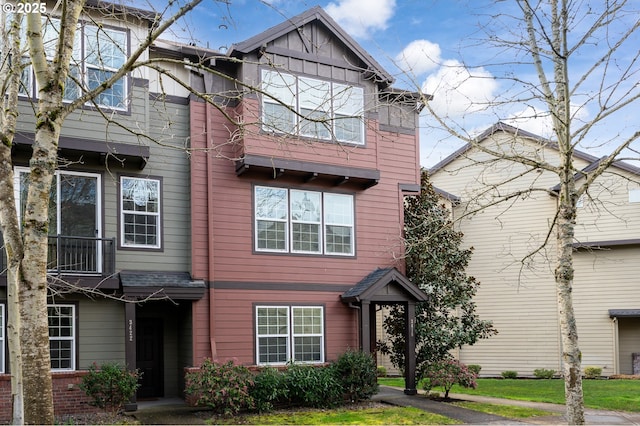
146,0 -> 640,168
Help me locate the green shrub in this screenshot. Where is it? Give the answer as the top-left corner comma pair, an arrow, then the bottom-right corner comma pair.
467,364 -> 482,376
377,365 -> 387,377
501,370 -> 518,379
332,350 -> 379,402
79,362 -> 139,414
185,359 -> 255,415
284,363 -> 342,408
251,367 -> 288,412
584,366 -> 602,379
420,359 -> 477,399
533,368 -> 556,379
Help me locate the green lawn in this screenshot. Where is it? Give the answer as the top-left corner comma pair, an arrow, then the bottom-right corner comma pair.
378,377 -> 640,412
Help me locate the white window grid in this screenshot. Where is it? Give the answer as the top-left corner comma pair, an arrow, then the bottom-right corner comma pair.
120,176 -> 161,249
254,186 -> 354,256
0,304 -> 5,373
48,304 -> 76,371
256,305 -> 324,365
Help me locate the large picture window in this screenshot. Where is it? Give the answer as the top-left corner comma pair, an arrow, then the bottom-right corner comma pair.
261,69 -> 364,144
49,304 -> 76,371
256,305 -> 324,365
120,177 -> 161,249
255,186 -> 354,256
19,17 -> 128,109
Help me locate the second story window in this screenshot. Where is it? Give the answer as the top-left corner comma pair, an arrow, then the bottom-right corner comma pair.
19,17 -> 128,110
261,69 -> 364,145
254,186 -> 355,256
120,177 -> 161,249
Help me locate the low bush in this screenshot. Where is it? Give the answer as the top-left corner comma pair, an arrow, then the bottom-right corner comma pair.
377,365 -> 388,377
79,362 -> 139,414
185,359 -> 255,415
332,350 -> 379,402
467,364 -> 482,376
251,367 -> 288,412
284,363 -> 343,408
420,359 -> 477,399
501,370 -> 518,379
584,366 -> 602,379
533,368 -> 556,379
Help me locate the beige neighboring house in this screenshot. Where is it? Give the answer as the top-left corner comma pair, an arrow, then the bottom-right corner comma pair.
427,122 -> 640,377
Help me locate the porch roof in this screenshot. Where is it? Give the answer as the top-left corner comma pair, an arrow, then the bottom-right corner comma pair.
609,309 -> 640,318
341,267 -> 427,304
120,271 -> 205,300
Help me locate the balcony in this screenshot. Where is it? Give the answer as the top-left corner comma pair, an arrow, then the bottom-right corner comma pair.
1,235 -> 116,277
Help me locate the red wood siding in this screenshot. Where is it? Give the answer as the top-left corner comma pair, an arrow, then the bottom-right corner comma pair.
190,95 -> 419,365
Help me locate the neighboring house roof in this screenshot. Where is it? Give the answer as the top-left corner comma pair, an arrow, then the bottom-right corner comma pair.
341,267 -> 428,303
227,6 -> 394,86
429,122 -> 640,186
433,186 -> 461,204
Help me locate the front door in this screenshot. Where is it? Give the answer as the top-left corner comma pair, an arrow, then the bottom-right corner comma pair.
136,318 -> 164,398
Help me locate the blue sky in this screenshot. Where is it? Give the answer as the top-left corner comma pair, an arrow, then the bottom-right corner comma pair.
151,0 -> 640,168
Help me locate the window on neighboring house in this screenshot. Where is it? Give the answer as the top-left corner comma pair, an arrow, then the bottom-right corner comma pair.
48,304 -> 75,371
255,186 -> 354,256
120,176 -> 161,249
0,304 -> 5,373
18,17 -> 128,109
255,305 -> 324,365
261,69 -> 365,145
629,188 -> 640,203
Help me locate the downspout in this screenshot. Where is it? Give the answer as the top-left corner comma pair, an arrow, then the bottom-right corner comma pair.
347,302 -> 362,351
206,100 -> 217,360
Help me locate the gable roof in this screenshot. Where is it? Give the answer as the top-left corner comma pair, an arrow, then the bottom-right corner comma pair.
341,267 -> 428,303
428,122 -> 640,180
228,6 -> 394,85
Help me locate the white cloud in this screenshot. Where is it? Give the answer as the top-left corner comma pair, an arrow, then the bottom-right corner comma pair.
395,39 -> 441,76
325,0 -> 396,39
503,103 -> 590,140
422,59 -> 498,118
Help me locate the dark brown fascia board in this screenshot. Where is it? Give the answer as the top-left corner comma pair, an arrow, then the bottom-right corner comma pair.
341,267 -> 428,303
228,6 -> 393,85
236,153 -> 380,188
609,309 -> 640,318
433,186 -> 461,204
84,0 -> 158,24
14,132 -> 150,169
573,238 -> 640,249
213,281 -> 354,293
150,39 -> 221,62
399,183 -> 420,194
122,287 -> 205,300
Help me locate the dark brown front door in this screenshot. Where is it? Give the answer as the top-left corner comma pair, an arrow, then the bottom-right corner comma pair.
136,318 -> 164,398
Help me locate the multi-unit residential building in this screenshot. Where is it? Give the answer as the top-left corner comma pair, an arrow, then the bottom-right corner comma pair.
0,3 -> 426,419
429,122 -> 640,377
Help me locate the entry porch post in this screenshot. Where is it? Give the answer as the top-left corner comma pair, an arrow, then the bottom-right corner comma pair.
404,301 -> 417,395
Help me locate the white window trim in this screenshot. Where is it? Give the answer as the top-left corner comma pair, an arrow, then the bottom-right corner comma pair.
120,176 -> 162,249
13,167 -> 102,238
48,304 -> 76,371
254,186 -> 355,256
255,305 -> 325,366
629,188 -> 640,203
20,18 -> 128,110
261,69 -> 365,145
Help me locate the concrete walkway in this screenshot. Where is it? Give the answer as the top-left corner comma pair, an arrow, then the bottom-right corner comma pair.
128,388 -> 640,425
375,386 -> 640,425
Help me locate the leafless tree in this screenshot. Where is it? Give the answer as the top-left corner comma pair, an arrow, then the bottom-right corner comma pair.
413,1 -> 640,423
